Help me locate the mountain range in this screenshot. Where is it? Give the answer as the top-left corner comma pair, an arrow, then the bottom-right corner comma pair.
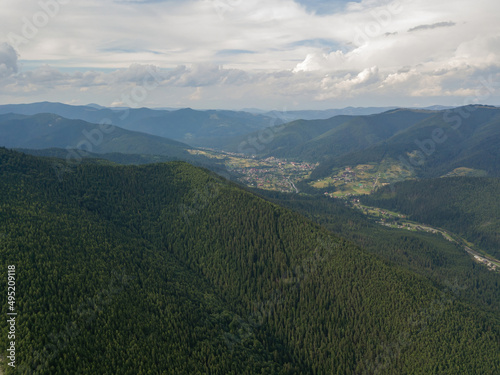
214,105 -> 500,181
0,102 -> 282,147
2,104 -> 499,182
312,105 -> 500,179
0,113 -> 190,157
1,100 -> 500,374
0,102 -> 442,148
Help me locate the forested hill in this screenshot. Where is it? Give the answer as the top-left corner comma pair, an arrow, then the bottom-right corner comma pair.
313,105 -> 500,180
1,148 -> 499,374
0,103 -> 280,148
0,113 -> 191,157
220,109 -> 434,158
362,177 -> 500,259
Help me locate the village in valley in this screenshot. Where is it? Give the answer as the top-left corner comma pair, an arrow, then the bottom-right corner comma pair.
227,157 -> 316,192
187,149 -> 317,193
187,149 -> 414,197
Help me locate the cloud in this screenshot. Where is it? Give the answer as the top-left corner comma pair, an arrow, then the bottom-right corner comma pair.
1,0 -> 500,108
189,87 -> 202,100
289,38 -> 341,49
408,21 -> 456,33
0,43 -> 18,79
215,49 -> 256,56
164,64 -> 250,87
313,66 -> 381,99
454,35 -> 500,66
5,63 -> 255,94
293,50 -> 346,72
106,63 -> 165,84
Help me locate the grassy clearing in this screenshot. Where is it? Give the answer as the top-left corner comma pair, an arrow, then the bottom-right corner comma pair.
311,160 -> 413,197
441,167 -> 488,178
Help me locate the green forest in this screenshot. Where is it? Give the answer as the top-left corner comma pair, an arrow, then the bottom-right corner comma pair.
1,148 -> 499,374
362,177 -> 500,259
254,190 -> 500,315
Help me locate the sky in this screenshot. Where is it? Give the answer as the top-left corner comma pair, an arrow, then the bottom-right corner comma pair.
0,0 -> 499,110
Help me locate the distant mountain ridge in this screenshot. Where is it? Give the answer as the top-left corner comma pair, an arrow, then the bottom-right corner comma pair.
271,109 -> 436,161
313,105 -> 500,179
0,102 -> 430,147
0,113 -> 191,158
2,102 -> 498,182
220,108 -> 437,158
263,106 -> 399,120
0,102 -> 282,147
216,105 -> 500,181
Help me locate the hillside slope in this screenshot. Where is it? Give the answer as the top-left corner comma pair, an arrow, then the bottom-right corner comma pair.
252,189 -> 500,314
0,102 -> 279,147
313,105 -> 500,179
0,113 -> 191,158
0,149 -> 499,374
362,177 -> 500,259
279,109 -> 435,161
221,109 -> 435,160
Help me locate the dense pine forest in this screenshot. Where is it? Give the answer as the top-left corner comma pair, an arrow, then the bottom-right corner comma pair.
1,148 -> 500,374
254,190 -> 500,315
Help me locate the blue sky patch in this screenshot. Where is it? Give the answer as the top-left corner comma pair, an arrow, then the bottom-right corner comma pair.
294,0 -> 359,14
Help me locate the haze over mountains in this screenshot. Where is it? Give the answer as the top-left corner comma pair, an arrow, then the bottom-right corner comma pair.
1,103 -> 498,181
0,102 -> 280,147
0,102 -> 450,148
2,0 -> 500,372
311,105 -> 500,179
0,113 -> 191,157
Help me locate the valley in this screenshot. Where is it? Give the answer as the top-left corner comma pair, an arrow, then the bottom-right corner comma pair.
188,149 -> 317,193
349,200 -> 500,272
311,161 -> 414,197
1,148 -> 499,374
188,149 -> 414,197
198,142 -> 500,275
1,103 -> 500,374
189,145 -> 500,275
2,0 -> 499,371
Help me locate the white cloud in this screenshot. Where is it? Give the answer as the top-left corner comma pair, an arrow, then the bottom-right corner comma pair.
0,43 -> 18,79
315,66 -> 380,100
0,0 -> 499,108
293,51 -> 346,72
189,87 -> 202,101
454,35 -> 500,66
